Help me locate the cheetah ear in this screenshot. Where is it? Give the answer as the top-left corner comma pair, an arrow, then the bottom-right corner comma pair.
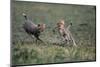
70,23 -> 72,26
37,24 -> 41,27
22,13 -> 26,16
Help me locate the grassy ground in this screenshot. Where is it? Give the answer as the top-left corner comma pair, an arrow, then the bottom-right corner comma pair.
12,1 -> 96,65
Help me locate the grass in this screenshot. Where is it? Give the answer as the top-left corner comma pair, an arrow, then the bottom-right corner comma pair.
12,1 -> 96,65
12,42 -> 95,65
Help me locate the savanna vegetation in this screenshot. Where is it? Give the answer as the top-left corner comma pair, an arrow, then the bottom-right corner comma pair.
12,1 -> 96,65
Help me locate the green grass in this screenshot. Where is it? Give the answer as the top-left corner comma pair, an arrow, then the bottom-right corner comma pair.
12,1 -> 96,65
12,42 -> 96,65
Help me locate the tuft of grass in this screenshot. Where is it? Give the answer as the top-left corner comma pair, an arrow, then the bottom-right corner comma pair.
12,42 -> 96,65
